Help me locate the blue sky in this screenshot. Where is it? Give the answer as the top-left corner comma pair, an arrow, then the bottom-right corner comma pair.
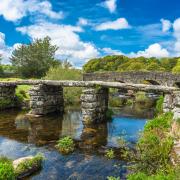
0,0 -> 180,67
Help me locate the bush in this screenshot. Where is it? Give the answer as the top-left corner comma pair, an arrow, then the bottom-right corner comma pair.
105,149 -> 115,159
155,95 -> 164,114
45,66 -> 82,105
132,112 -> 174,175
0,98 -> 13,109
56,136 -> 75,154
0,157 -> 15,180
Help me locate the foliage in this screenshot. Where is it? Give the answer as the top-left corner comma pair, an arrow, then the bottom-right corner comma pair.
15,153 -> 44,176
107,176 -> 120,180
10,36 -> 59,78
0,56 -> 3,76
83,55 -> 179,73
105,149 -> 115,159
15,85 -> 31,105
0,98 -> 13,109
127,170 -> 179,180
155,95 -> 164,114
45,66 -> 82,105
135,92 -> 149,103
56,136 -> 75,154
172,59 -> 180,74
0,156 -> 15,180
131,112 -> 174,176
106,109 -> 114,120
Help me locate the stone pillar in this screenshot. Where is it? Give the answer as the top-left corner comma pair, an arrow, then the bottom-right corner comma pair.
0,85 -> 16,110
81,87 -> 109,124
163,91 -> 180,120
172,91 -> 180,120
29,84 -> 64,115
163,93 -> 174,113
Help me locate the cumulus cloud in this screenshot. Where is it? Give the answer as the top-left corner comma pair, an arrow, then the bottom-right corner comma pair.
77,18 -> 89,26
16,22 -> 99,67
160,19 -> 172,32
130,43 -> 169,58
102,47 -> 123,55
0,0 -> 63,22
173,18 -> 180,55
95,18 -> 131,31
102,0 -> 117,13
0,32 -> 16,64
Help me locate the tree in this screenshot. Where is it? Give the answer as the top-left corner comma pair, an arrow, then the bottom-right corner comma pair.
172,59 -> 180,74
10,36 -> 58,78
0,55 -> 4,75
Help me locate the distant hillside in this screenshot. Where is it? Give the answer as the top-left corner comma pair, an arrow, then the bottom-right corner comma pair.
83,55 -> 180,74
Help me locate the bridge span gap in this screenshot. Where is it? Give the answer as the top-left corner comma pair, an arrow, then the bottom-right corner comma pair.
0,80 -> 180,123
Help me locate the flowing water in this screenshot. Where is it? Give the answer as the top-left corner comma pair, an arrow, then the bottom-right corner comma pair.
0,105 -> 155,180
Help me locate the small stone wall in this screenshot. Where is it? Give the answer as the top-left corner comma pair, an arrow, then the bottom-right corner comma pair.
0,85 -> 16,109
163,91 -> 180,119
29,84 -> 64,115
81,87 -> 109,124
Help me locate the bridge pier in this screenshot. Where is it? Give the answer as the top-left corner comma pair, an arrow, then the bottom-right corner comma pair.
0,85 -> 16,109
163,92 -> 180,119
29,84 -> 64,115
81,87 -> 109,125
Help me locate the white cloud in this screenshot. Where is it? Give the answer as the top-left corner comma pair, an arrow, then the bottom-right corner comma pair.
102,47 -> 123,55
173,18 -> 180,55
160,19 -> 172,32
103,0 -> 117,13
0,0 -> 63,22
16,22 -> 99,67
95,18 -> 131,31
77,18 -> 89,26
0,32 -> 15,64
130,43 -> 169,58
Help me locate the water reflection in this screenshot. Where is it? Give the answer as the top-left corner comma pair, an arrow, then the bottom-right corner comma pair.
0,106 -> 155,148
0,106 -> 155,179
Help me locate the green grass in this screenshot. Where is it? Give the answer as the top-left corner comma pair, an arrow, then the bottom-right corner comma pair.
107,176 -> 120,180
56,136 -> 75,154
0,157 -> 15,180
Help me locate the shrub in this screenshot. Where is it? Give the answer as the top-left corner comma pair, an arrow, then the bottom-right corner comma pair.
132,112 -> 174,175
0,98 -> 13,109
56,136 -> 75,154
45,66 -> 82,105
155,95 -> 164,114
105,149 -> 115,159
0,157 -> 15,180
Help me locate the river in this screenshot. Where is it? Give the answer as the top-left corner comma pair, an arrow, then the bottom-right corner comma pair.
0,105 -> 155,180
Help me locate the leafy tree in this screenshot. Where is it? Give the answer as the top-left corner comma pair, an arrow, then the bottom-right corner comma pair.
10,36 -> 59,78
172,59 -> 180,74
0,55 -> 3,75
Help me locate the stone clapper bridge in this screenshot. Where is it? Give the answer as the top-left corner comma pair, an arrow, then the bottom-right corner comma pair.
0,72 -> 180,124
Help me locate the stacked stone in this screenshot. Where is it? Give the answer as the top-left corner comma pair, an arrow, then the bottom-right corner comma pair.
163,93 -> 174,113
81,87 -> 109,124
0,85 -> 16,109
173,91 -> 180,119
29,84 -> 64,115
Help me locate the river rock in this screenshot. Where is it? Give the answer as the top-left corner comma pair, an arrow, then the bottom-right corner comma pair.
13,156 -> 42,179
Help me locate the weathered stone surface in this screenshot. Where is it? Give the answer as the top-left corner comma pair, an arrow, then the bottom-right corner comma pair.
0,85 -> 16,109
29,84 -> 64,115
13,156 -> 42,179
81,87 -> 109,124
83,72 -> 180,87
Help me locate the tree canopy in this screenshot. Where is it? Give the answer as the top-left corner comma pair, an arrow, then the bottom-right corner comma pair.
10,36 -> 59,78
83,55 -> 180,73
